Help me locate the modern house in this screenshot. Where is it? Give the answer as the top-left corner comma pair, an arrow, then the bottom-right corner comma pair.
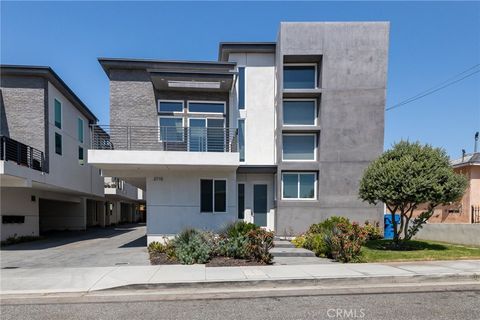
0,65 -> 144,241
89,22 -> 390,243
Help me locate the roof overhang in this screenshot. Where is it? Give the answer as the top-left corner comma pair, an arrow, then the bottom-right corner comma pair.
0,65 -> 97,123
218,42 -> 276,61
147,69 -> 235,92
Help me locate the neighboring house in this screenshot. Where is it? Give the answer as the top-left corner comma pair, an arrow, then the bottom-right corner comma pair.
413,151 -> 480,224
0,65 -> 144,241
88,22 -> 390,243
102,176 -> 145,226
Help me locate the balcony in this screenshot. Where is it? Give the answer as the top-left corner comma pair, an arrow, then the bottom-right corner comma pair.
0,136 -> 45,172
88,125 -> 239,172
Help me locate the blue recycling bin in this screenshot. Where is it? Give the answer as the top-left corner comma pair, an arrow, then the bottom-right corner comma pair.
384,214 -> 400,240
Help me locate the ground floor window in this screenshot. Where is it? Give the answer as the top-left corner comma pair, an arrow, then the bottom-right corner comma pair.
201,179 -> 227,212
282,172 -> 316,200
237,183 -> 245,219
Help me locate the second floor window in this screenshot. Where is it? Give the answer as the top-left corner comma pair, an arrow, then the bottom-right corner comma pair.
283,65 -> 316,89
158,101 -> 183,112
238,119 -> 245,162
54,99 -> 62,129
78,146 -> 84,165
238,67 -> 245,109
188,102 -> 225,114
78,118 -> 84,143
282,134 -> 316,161
55,132 -> 62,155
283,100 -> 316,125
159,117 -> 183,142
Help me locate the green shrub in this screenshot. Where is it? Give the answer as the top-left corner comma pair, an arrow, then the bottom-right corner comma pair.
363,221 -> 383,240
324,222 -> 367,263
218,235 -> 248,259
304,233 -> 329,257
307,216 -> 350,235
222,221 -> 259,238
173,229 -> 212,264
291,235 -> 306,248
147,241 -> 166,254
245,229 -> 274,264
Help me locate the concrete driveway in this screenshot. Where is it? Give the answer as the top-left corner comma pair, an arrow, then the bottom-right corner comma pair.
0,224 -> 149,268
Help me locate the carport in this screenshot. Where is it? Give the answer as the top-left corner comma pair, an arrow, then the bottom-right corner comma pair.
39,198 -> 86,233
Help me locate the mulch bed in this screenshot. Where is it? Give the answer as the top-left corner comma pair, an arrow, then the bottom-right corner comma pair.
206,256 -> 266,267
149,253 -> 267,267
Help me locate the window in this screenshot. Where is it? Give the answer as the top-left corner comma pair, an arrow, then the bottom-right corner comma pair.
55,132 -> 62,155
77,118 -> 84,143
283,100 -> 316,125
238,119 -> 245,161
78,146 -> 84,165
158,101 -> 183,112
238,183 -> 245,219
54,99 -> 62,129
188,102 -> 225,113
283,65 -> 316,89
282,134 -> 316,160
200,179 -> 227,213
159,117 -> 183,142
238,67 -> 245,109
282,172 -> 316,200
188,118 -> 225,152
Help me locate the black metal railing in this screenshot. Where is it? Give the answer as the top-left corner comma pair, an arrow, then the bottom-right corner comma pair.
0,136 -> 45,172
91,125 -> 238,153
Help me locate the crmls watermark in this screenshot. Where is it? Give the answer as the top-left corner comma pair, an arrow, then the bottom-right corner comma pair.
327,308 -> 366,319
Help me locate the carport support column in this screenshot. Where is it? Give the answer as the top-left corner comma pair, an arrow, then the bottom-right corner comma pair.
97,201 -> 106,227
80,197 -> 87,231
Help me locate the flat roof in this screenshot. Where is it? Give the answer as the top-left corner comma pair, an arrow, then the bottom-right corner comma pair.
0,65 -> 97,122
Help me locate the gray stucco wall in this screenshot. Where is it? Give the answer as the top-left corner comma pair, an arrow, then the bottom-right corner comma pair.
414,224 -> 480,246
0,76 -> 47,154
275,22 -> 389,234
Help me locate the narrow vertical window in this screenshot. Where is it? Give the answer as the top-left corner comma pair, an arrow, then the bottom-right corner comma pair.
238,67 -> 245,109
78,118 -> 84,143
214,180 -> 226,212
200,179 -> 213,212
55,133 -> 62,155
238,183 -> 245,219
238,119 -> 245,162
54,99 -> 62,129
78,146 -> 84,165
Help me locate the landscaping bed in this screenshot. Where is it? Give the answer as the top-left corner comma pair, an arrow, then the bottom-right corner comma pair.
360,239 -> 480,262
148,221 -> 274,266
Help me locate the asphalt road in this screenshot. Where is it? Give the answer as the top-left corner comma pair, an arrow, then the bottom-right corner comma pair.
2,287 -> 479,320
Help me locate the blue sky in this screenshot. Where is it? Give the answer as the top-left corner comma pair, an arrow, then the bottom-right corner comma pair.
1,1 -> 479,158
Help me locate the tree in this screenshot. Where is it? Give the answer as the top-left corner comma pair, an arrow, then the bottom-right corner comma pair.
359,141 -> 467,244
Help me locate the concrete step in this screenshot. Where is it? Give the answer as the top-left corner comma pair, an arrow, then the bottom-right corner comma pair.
270,246 -> 316,257
273,256 -> 334,265
273,240 -> 296,248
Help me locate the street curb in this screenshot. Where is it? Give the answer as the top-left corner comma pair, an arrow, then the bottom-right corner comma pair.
99,272 -> 480,292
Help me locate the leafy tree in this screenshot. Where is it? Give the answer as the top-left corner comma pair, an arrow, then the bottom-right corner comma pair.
359,141 -> 467,244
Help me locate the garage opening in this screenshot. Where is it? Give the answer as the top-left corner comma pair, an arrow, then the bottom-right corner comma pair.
39,198 -> 86,233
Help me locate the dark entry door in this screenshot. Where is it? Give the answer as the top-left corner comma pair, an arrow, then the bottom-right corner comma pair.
253,184 -> 268,227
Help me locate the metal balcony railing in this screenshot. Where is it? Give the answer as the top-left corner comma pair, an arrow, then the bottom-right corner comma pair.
0,136 -> 45,172
91,125 -> 238,153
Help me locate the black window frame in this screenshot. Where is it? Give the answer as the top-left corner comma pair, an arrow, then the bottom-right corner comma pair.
200,179 -> 227,213
237,183 -> 245,219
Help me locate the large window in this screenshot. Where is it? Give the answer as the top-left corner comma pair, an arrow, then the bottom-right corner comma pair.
238,183 -> 245,219
238,67 -> 245,109
282,134 -> 316,160
188,102 -> 225,114
54,99 -> 62,129
283,65 -> 316,89
283,100 -> 316,125
159,117 -> 183,142
55,132 -> 62,155
238,119 -> 245,161
77,118 -> 84,143
282,172 -> 316,200
158,100 -> 183,112
189,118 -> 225,152
201,179 -> 227,213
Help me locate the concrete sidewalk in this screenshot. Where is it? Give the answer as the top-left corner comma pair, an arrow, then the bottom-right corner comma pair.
1,260 -> 479,295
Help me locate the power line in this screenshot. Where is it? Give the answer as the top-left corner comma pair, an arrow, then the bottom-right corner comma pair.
386,64 -> 480,111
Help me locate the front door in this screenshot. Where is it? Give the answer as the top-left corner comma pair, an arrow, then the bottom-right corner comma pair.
253,184 -> 268,227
